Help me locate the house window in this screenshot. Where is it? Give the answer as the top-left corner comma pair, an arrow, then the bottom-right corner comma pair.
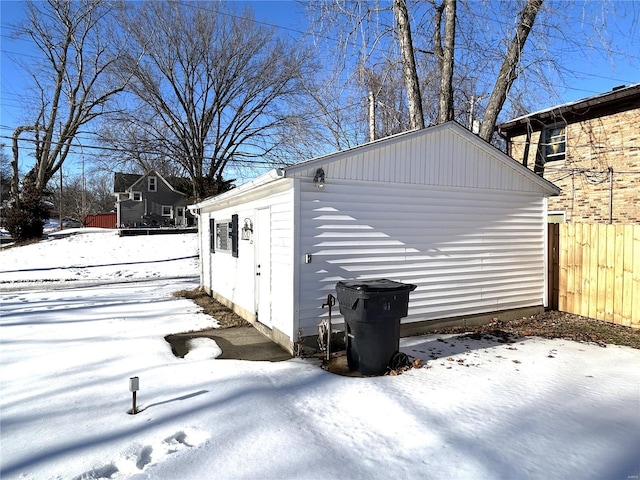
216,220 -> 231,251
162,206 -> 172,217
215,215 -> 238,256
131,191 -> 142,201
148,176 -> 157,192
543,123 -> 566,161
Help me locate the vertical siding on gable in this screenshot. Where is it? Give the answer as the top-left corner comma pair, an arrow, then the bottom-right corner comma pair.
297,179 -> 546,337
299,128 -> 542,194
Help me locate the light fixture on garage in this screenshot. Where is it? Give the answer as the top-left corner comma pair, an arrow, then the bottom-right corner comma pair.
313,168 -> 325,190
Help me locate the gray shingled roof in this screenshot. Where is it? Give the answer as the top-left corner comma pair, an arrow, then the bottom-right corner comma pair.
113,173 -> 142,193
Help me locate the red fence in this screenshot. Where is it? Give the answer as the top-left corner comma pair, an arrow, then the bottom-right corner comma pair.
84,213 -> 117,229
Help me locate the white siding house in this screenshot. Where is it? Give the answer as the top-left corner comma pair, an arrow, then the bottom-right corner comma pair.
191,122 -> 560,353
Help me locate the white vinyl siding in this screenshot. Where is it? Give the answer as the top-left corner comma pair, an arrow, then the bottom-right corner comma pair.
194,122 -> 556,350
287,126 -> 551,194
296,180 -> 546,336
269,196 -> 295,338
198,185 -> 295,338
201,205 -> 254,317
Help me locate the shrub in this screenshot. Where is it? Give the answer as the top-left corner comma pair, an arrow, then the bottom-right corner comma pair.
5,183 -> 50,242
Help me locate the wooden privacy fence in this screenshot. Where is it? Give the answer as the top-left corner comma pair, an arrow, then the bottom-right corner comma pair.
555,223 -> 639,328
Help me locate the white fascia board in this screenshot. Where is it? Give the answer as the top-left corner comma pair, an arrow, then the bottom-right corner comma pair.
156,172 -> 186,195
450,124 -> 562,197
189,168 -> 285,212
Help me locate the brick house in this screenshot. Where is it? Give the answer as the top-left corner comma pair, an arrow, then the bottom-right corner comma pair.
114,170 -> 195,228
497,84 -> 640,223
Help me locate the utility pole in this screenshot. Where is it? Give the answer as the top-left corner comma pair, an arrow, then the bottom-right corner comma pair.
59,165 -> 63,230
82,154 -> 86,225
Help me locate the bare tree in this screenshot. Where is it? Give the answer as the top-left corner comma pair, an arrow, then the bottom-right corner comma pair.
293,73 -> 368,153
1,149 -> 11,197
393,0 -> 424,130
7,0 -> 125,241
434,0 -> 456,123
1,149 -> 12,222
97,120 -> 188,179
50,174 -> 85,225
114,1 -> 314,200
304,1 -> 409,145
49,169 -> 115,224
85,171 -> 117,213
357,61 -> 411,140
307,0 -> 550,144
478,0 -> 544,141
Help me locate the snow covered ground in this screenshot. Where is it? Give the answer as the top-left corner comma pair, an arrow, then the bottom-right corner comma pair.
1,230 -> 639,479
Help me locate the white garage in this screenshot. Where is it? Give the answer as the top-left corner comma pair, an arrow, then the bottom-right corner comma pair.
190,121 -> 560,353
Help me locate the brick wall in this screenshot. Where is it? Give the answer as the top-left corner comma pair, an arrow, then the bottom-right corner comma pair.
509,109 -> 640,223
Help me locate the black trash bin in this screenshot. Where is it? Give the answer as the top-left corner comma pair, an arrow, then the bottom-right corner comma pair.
336,279 -> 416,376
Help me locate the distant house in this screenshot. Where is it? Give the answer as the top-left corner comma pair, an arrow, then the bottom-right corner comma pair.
114,170 -> 195,228
497,84 -> 640,223
190,121 -> 560,354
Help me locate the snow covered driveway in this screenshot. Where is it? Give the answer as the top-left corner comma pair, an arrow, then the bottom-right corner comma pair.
1,279 -> 639,479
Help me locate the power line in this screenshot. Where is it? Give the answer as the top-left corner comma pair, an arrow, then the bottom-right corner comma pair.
2,1 -> 638,94
0,132 -> 302,167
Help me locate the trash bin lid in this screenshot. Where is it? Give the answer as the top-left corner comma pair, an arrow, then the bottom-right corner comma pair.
336,279 -> 417,293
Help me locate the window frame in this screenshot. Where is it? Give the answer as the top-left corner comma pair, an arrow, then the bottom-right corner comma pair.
161,205 -> 172,217
148,176 -> 157,192
215,219 -> 232,252
542,123 -> 566,162
214,218 -> 216,253
131,191 -> 142,201
214,215 -> 239,256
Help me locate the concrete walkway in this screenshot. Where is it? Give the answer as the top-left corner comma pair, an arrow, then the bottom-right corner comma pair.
165,326 -> 293,362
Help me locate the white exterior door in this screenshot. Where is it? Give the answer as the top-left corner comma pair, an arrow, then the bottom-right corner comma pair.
255,208 -> 271,327
175,207 -> 185,226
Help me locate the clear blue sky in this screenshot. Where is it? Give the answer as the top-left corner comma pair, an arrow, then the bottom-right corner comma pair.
1,0 -> 638,176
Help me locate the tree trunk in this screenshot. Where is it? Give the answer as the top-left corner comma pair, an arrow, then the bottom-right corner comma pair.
437,0 -> 456,124
7,0 -> 124,240
393,0 -> 424,131
479,0 -> 544,141
10,127 -> 32,202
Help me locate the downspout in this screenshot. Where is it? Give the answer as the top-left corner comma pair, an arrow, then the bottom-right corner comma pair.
496,128 -> 512,159
189,207 -> 204,287
116,196 -> 121,228
521,120 -> 534,168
